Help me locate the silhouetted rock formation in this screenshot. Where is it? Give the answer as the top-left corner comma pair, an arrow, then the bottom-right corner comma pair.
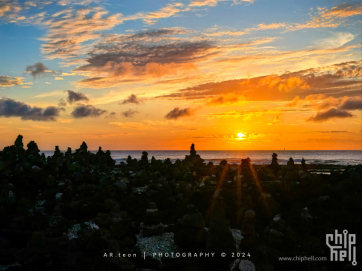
190,143 -> 196,157
301,158 -> 307,171
270,153 -> 280,177
184,143 -> 204,167
287,157 -> 295,167
174,204 -> 206,252
240,210 -> 256,250
205,197 -> 236,269
142,202 -> 164,237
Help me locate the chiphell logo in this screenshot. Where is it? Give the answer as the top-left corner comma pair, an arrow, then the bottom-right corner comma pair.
326,230 -> 357,266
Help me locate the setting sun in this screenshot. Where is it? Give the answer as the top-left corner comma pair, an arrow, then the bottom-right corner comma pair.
237,133 -> 245,138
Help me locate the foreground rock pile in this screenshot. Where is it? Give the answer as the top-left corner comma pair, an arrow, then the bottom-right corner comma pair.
0,135 -> 361,271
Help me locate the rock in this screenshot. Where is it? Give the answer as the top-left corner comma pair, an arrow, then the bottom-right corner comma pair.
32,165 -> 41,171
142,202 -> 165,237
239,260 -> 256,271
55,193 -> 63,200
273,214 -> 281,222
230,259 -> 241,271
206,198 -> 236,258
240,210 -> 256,250
174,204 -> 206,251
301,207 -> 313,219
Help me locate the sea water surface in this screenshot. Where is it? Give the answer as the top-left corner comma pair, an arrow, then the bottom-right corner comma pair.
41,150 -> 362,166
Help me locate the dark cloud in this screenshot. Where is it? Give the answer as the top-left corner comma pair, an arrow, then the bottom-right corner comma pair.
71,104 -> 107,118
25,62 -> 54,78
165,107 -> 195,120
67,90 -> 89,104
121,109 -> 139,118
307,108 -> 353,122
121,94 -> 142,105
0,97 -> 60,121
339,97 -> 362,110
124,29 -> 189,39
58,99 -> 67,107
75,29 -> 217,87
104,112 -> 116,118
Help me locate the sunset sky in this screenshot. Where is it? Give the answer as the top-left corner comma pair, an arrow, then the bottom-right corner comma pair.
0,0 -> 361,150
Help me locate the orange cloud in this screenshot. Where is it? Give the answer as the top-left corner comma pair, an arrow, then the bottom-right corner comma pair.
255,22 -> 286,30
278,77 -> 310,92
0,76 -> 25,87
259,75 -> 281,87
206,93 -> 246,106
259,75 -> 310,92
289,3 -> 362,30
145,63 -> 198,77
159,60 -> 361,102
286,96 -> 300,107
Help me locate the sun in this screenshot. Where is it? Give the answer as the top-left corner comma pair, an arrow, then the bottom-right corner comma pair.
237,133 -> 245,138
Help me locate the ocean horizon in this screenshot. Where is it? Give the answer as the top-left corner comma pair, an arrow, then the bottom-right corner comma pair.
41,150 -> 362,166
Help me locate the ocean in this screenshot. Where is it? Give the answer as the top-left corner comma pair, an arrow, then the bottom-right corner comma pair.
41,150 -> 362,166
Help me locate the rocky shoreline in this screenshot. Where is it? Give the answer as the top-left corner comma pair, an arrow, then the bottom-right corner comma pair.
0,137 -> 361,271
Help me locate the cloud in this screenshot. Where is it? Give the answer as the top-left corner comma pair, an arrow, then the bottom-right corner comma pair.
293,95 -> 362,112
339,97 -> 362,110
307,108 -> 353,122
267,115 -> 280,125
204,30 -> 248,36
54,77 -> 63,80
74,30 -> 276,88
25,62 -> 54,78
158,60 -> 362,101
189,0 -> 253,7
71,104 -> 107,118
0,75 -> 25,87
286,96 -> 300,107
58,99 -> 67,107
206,93 -> 246,106
165,107 -> 196,120
121,109 -> 139,118
37,7 -> 123,61
126,3 -> 188,25
35,90 -> 64,98
0,97 -> 60,121
35,3 -> 193,63
58,0 -> 101,6
0,0 -> 22,21
317,32 -> 355,49
277,77 -> 310,92
189,0 -> 219,6
121,94 -> 142,105
66,90 -> 89,104
255,23 -> 286,30
75,29 -> 217,87
289,3 -> 362,30
105,111 -> 116,118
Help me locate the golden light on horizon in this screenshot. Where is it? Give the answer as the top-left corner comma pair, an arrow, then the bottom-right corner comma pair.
237,133 -> 246,138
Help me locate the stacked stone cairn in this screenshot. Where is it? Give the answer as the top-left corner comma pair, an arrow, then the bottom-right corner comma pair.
205,197 -> 236,269
142,202 -> 165,237
174,204 -> 206,252
239,210 -> 256,251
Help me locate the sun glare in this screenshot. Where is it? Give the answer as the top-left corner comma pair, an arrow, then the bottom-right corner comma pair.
237,133 -> 245,138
